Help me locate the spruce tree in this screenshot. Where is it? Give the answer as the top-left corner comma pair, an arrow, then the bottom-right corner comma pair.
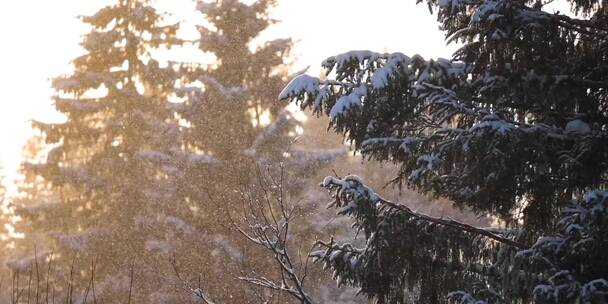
172,0 -> 345,301
6,135 -> 54,276
280,0 -> 608,303
0,167 -> 9,268
17,0 -> 191,301
13,0 -> 343,302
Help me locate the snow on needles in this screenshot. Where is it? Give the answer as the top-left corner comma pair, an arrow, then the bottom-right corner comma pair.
6,251 -> 51,272
279,74 -> 320,100
49,229 -> 104,252
371,53 -> 410,89
329,85 -> 367,120
565,119 -> 591,135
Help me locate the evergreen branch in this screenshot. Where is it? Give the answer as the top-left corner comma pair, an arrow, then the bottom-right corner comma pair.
380,200 -> 527,249
323,176 -> 527,249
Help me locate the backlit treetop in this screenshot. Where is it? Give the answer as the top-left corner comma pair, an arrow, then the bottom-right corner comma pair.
19,0 -> 190,301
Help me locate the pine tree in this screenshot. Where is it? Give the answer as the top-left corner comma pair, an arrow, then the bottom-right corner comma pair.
280,0 -> 608,303
17,0 -> 190,301
13,0 -> 344,302
171,0 -> 345,301
6,135 -> 54,273
0,167 -> 8,250
0,166 -> 9,279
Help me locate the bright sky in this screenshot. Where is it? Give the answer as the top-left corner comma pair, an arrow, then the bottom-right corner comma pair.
0,0 -> 463,195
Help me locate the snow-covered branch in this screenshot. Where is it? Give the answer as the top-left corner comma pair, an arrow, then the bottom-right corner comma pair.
232,164 -> 317,304
321,175 -> 527,248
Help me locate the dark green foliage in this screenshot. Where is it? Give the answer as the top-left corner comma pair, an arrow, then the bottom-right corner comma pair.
283,0 -> 608,225
311,176 -> 534,303
280,0 -> 608,303
517,191 -> 608,303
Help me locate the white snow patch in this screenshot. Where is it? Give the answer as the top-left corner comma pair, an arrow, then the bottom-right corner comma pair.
211,235 -> 242,260
5,251 -> 51,272
145,239 -> 175,255
49,229 -> 102,252
565,119 -> 591,135
165,216 -> 195,235
279,74 -> 321,100
329,85 -> 367,120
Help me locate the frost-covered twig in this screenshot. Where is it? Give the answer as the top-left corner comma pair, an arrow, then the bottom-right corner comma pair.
232,164 -> 317,304
171,257 -> 216,304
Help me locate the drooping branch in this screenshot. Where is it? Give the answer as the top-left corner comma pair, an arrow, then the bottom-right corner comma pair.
322,175 -> 527,249
380,200 -> 527,249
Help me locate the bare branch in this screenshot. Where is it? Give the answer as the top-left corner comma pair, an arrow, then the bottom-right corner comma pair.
232,163 -> 317,304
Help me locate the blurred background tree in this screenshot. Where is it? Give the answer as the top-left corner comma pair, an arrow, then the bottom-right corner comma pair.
13,0 -> 187,301
170,0 -> 346,301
